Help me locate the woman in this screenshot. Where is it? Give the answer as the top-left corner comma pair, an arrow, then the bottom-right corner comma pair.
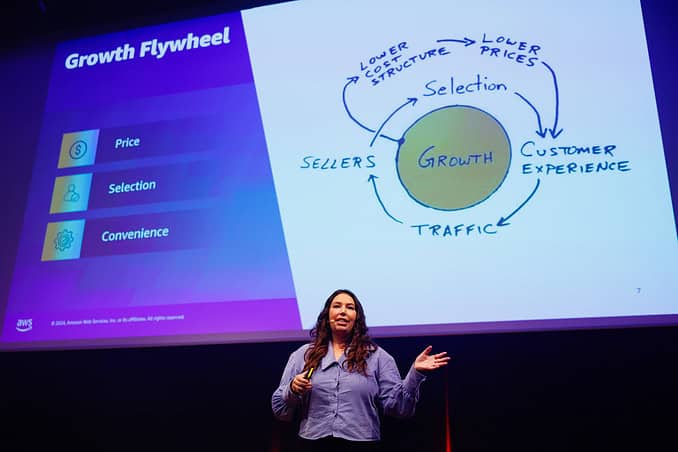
271,289 -> 450,451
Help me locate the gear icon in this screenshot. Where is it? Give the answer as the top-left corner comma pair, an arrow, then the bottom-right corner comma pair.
54,229 -> 75,252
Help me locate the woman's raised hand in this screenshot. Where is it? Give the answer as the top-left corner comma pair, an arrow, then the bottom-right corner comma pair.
414,345 -> 451,372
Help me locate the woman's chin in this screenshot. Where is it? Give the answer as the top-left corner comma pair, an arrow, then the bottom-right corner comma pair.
332,325 -> 353,334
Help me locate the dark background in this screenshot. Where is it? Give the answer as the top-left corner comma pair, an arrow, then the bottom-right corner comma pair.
2,327 -> 677,451
1,1 -> 677,451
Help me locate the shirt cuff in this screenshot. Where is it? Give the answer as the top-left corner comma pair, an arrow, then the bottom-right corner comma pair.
283,381 -> 303,405
403,365 -> 427,393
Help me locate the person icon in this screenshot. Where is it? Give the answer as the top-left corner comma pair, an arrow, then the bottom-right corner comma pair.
63,184 -> 80,202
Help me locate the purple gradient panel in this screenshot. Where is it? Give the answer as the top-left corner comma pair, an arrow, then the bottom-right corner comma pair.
370,314 -> 678,339
89,161 -> 224,209
642,0 -> 678,223
13,85 -> 275,270
0,46 -> 53,340
6,66 -> 298,344
6,160 -> 298,339
45,12 -> 252,112
81,210 -> 213,257
2,298 -> 301,343
95,115 -> 237,163
8,193 -> 295,310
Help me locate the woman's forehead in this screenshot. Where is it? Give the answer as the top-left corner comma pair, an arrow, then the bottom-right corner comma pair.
332,292 -> 355,304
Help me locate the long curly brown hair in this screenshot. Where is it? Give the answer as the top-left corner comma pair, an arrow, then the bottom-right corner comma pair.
303,289 -> 377,376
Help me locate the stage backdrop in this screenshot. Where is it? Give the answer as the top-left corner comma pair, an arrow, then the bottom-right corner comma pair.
1,327 -> 677,452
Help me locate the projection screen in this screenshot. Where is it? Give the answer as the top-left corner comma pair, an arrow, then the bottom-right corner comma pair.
1,0 -> 676,350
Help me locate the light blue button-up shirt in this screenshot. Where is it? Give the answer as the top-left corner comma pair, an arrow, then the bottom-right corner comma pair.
271,342 -> 426,441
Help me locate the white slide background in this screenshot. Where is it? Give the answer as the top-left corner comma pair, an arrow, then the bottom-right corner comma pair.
243,0 -> 678,329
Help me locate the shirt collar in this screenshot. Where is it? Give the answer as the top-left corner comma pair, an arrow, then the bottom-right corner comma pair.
321,341 -> 345,371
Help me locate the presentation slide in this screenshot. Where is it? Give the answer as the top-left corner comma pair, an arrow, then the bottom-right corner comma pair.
3,12 -> 300,344
1,0 -> 676,349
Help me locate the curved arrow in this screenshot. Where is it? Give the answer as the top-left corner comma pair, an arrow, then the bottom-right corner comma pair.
497,178 -> 540,227
342,76 -> 398,143
342,76 -> 370,133
370,97 -> 417,147
368,174 -> 402,224
436,37 -> 476,47
541,61 -> 563,139
514,91 -> 548,138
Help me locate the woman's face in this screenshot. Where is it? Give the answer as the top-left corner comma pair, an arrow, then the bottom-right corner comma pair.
328,292 -> 357,336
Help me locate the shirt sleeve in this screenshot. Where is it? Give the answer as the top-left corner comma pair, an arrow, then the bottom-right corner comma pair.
271,347 -> 305,421
376,349 -> 427,419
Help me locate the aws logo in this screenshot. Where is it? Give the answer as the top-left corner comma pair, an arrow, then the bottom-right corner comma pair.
16,318 -> 33,333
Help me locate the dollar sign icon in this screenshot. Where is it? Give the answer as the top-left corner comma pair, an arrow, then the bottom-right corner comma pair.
69,140 -> 87,160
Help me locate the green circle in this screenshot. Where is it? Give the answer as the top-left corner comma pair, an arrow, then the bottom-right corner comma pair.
396,105 -> 511,210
